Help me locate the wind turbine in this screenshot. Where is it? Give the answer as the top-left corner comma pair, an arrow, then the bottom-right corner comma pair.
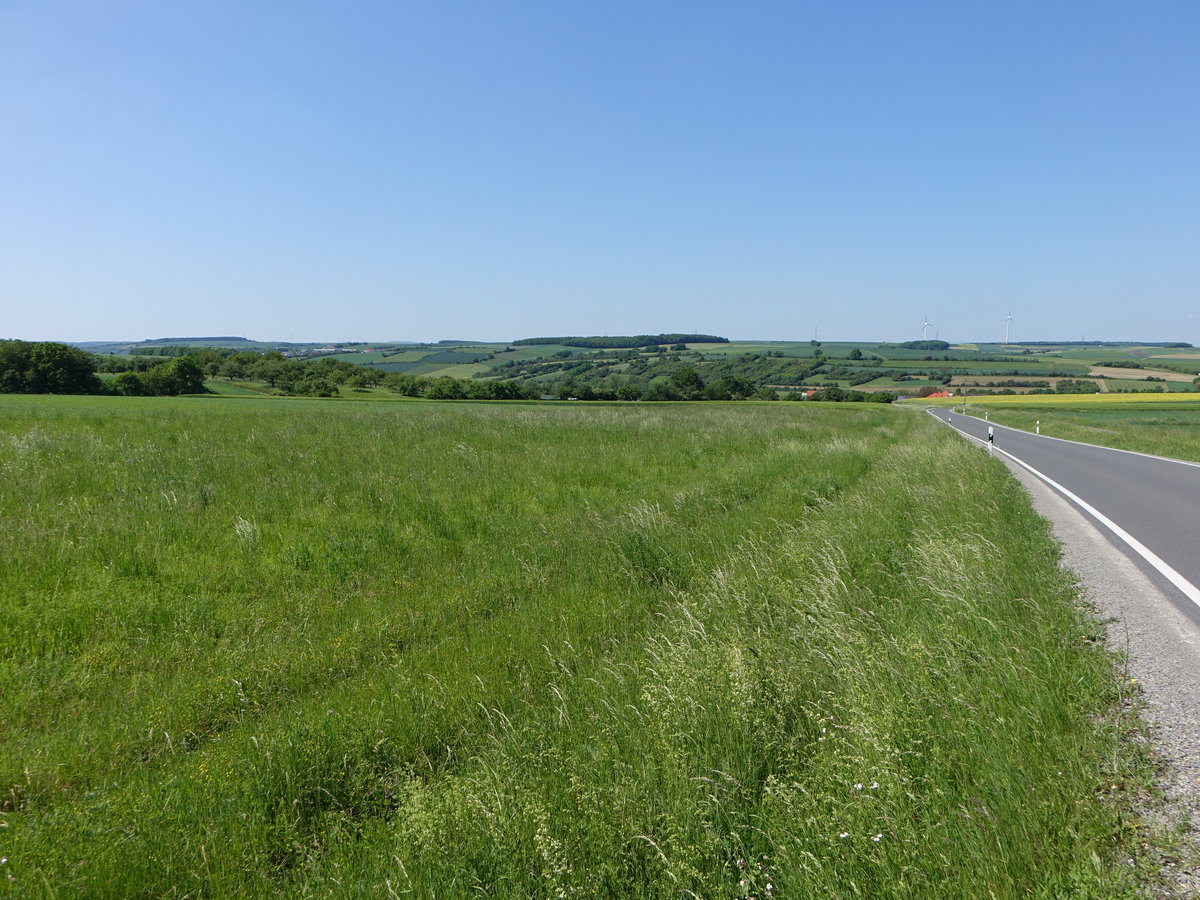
922,316 -> 933,340
1005,310 -> 1014,345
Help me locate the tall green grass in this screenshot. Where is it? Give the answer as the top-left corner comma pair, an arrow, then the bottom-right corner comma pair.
0,396 -> 1156,896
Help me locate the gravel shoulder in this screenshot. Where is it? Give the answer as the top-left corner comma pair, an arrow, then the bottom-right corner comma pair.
1004,458 -> 1200,895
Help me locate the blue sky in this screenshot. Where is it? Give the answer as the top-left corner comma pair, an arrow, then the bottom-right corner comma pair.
3,1 -> 1197,344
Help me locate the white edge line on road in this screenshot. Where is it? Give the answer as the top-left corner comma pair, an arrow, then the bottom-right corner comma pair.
927,407 -> 1200,470
928,410 -> 1200,611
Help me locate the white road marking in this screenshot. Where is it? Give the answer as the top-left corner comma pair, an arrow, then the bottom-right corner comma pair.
929,410 -> 1200,611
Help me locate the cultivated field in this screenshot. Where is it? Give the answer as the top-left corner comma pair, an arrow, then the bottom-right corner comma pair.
1089,366 -> 1197,383
948,375 -> 1103,393
0,396 -> 1161,896
922,394 -> 1200,462
82,337 -> 1199,400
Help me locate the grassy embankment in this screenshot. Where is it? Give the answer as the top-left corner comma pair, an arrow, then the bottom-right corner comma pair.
923,393 -> 1200,464
0,395 -> 1161,897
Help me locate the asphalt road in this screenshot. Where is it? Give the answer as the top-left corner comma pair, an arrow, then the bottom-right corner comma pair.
928,408 -> 1200,622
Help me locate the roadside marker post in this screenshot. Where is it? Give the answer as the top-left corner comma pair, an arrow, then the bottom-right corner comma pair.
1036,420 -> 1040,435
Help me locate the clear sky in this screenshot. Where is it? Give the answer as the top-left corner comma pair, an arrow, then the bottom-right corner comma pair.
3,1 -> 1197,345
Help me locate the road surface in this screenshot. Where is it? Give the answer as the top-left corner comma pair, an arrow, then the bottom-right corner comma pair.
928,408 -> 1200,623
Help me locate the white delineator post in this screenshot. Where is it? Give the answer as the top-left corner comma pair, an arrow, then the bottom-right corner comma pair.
1036,420 -> 1040,434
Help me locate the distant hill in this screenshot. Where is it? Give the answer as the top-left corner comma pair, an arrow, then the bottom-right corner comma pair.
73,338 -> 419,355
514,334 -> 729,349
999,341 -> 1192,348
47,336 -> 1199,400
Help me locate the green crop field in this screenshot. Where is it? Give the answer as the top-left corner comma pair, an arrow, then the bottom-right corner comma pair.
881,358 -> 1089,375
502,345 -> 582,359
925,394 -> 1200,463
376,350 -> 434,363
419,362 -> 494,379
0,395 -> 1167,896
1146,351 -> 1200,362
325,351 -> 393,364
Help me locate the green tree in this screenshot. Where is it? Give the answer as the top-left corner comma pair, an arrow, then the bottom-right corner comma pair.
251,352 -> 287,388
641,381 -> 680,401
0,340 -> 33,392
706,375 -> 754,400
219,356 -> 248,380
345,367 -> 384,389
616,383 -> 643,401
162,357 -> 207,394
669,367 -> 705,400
425,377 -> 466,400
111,371 -> 144,395
30,342 -> 103,393
384,373 -> 428,396
0,340 -> 103,394
137,357 -> 205,396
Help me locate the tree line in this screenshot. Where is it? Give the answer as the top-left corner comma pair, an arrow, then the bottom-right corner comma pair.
1,341 -> 208,396
546,368 -> 896,403
513,334 -> 728,349
1,340 -> 899,403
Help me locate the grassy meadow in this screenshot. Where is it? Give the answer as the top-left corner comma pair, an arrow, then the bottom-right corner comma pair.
924,393 -> 1200,463
0,395 -> 1162,896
